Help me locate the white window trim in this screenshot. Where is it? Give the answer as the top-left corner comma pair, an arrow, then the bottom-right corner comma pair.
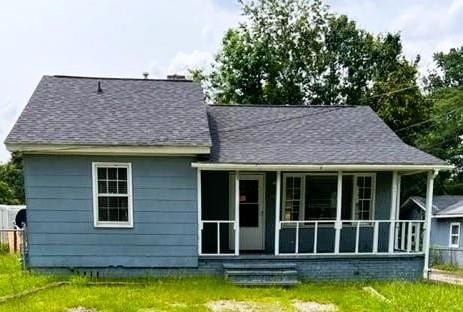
281,173 -> 376,223
281,173 -> 306,221
351,174 -> 376,221
449,222 -> 460,248
92,162 -> 133,228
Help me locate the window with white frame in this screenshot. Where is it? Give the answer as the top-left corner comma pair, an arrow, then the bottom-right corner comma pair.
282,173 -> 376,221
352,175 -> 375,220
283,175 -> 303,221
449,223 -> 460,248
93,162 -> 133,227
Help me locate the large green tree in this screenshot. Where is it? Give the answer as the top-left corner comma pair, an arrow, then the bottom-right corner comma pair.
413,47 -> 463,195
197,0 -> 429,140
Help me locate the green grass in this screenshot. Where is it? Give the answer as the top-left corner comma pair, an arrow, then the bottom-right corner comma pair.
0,254 -> 59,297
433,263 -> 463,275
1,255 -> 463,311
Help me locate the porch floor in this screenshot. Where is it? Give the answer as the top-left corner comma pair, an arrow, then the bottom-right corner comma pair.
200,252 -> 424,260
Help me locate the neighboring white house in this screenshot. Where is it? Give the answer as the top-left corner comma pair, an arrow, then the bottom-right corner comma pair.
0,205 -> 25,230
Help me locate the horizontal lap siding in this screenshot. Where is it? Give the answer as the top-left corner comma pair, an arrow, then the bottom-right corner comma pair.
24,155 -> 198,268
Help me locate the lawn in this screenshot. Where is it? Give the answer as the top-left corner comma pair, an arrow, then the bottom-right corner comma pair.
1,254 -> 463,311
0,253 -> 59,297
433,263 -> 463,275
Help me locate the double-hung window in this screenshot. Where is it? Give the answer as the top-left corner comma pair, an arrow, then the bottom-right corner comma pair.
283,175 -> 304,221
92,162 -> 133,228
352,175 -> 375,220
449,223 -> 460,248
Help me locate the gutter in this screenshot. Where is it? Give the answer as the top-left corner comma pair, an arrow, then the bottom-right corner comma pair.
191,162 -> 454,171
5,143 -> 211,156
432,214 -> 463,219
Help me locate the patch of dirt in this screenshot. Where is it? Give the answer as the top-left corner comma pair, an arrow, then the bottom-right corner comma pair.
169,302 -> 188,308
66,307 -> 98,312
292,300 -> 338,312
206,300 -> 283,311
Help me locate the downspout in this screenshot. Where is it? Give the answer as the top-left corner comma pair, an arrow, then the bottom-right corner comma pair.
423,169 -> 439,278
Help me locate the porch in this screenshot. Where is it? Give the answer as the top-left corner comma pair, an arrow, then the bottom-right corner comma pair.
197,169 -> 436,261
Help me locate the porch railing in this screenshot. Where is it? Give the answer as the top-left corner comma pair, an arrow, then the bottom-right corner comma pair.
199,219 -> 424,256
199,220 -> 237,256
277,220 -> 425,255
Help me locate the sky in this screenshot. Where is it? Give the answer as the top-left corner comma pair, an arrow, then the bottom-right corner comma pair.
0,0 -> 462,162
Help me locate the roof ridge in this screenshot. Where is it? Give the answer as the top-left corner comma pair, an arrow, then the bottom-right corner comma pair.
209,104 -> 363,108
50,75 -> 194,83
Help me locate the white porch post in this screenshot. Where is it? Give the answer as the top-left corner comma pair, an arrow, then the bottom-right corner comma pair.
274,171 -> 281,255
234,171 -> 240,255
424,170 -> 438,277
197,169 -> 202,255
388,171 -> 399,253
395,174 -> 402,220
334,171 -> 343,254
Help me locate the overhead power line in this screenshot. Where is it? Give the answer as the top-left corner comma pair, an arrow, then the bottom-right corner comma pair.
211,85 -> 422,134
395,105 -> 463,133
366,85 -> 417,99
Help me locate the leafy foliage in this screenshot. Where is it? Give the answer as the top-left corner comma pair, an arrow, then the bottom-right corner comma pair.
368,59 -> 430,144
414,87 -> 463,194
426,46 -> 463,90
197,0 -> 430,141
412,47 -> 463,195
0,153 -> 24,205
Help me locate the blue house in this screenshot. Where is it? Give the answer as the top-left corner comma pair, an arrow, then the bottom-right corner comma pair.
5,75 -> 452,284
402,196 -> 463,267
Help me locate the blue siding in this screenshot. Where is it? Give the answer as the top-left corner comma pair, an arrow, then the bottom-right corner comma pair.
430,218 -> 463,266
430,218 -> 463,248
24,155 -> 198,268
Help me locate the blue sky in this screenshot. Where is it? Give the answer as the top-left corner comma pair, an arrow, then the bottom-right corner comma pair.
0,0 -> 462,162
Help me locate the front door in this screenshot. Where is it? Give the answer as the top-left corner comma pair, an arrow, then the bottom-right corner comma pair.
229,174 -> 265,251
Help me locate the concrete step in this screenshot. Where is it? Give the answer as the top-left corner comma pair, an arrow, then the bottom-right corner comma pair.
223,262 -> 299,286
225,270 -> 298,276
233,280 -> 300,286
223,262 -> 297,270
227,274 -> 299,283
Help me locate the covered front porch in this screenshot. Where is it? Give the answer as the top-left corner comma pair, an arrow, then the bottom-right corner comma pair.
196,165 -> 438,265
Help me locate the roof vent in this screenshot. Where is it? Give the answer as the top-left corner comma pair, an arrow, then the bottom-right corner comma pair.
97,81 -> 103,93
143,72 -> 149,79
167,74 -> 186,80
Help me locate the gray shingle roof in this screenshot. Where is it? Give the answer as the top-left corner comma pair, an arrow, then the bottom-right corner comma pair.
207,105 -> 446,165
5,76 -> 211,147
5,76 -> 447,166
410,196 -> 463,216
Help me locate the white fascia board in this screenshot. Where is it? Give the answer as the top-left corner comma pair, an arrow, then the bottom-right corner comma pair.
432,214 -> 463,219
409,198 -> 427,211
6,143 -> 210,156
191,162 -> 454,171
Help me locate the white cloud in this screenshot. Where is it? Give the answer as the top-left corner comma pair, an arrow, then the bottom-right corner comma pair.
0,0 -> 461,162
168,50 -> 214,74
388,0 -> 463,73
0,97 -> 22,163
148,50 -> 214,78
0,0 -> 240,161
328,0 -> 463,75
